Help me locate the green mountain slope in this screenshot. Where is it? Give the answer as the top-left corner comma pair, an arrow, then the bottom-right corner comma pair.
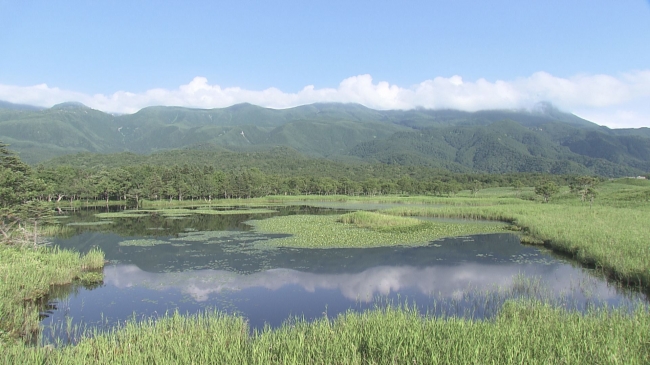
0,102 -> 123,161
348,121 -> 643,176
0,101 -> 44,111
1,100 -> 648,176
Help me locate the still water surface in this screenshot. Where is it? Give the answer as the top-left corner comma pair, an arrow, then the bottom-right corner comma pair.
42,205 -> 643,344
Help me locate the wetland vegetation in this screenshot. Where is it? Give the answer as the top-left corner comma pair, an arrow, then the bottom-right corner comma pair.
4,302 -> 650,364
2,140 -> 650,363
248,213 -> 507,248
0,243 -> 104,342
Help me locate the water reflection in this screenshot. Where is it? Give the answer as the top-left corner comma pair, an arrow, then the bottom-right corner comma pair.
104,262 -> 624,304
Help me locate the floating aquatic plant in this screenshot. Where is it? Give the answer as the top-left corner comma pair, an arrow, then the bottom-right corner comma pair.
66,221 -> 114,226
118,239 -> 170,247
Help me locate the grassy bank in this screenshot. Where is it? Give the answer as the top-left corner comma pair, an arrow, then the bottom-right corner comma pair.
382,203 -> 650,288
3,302 -> 648,364
0,243 -> 104,342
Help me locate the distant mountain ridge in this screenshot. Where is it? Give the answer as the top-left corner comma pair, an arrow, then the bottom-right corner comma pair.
0,100 -> 45,111
1,100 -> 648,176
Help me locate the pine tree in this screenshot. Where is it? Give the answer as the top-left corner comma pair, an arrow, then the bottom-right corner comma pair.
0,142 -> 29,174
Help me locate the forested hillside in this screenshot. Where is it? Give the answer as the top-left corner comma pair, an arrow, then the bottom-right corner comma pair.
1,141 -> 569,204
1,101 -> 649,176
348,121 -> 643,176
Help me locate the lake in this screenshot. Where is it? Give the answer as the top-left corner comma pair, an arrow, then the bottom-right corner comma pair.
41,204 -> 644,345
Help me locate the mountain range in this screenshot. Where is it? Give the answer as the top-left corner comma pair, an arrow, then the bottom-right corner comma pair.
1,100 -> 648,176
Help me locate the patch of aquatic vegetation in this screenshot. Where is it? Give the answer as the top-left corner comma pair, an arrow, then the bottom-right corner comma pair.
170,230 -> 269,245
171,231 -> 241,242
66,221 -> 114,226
173,208 -> 277,216
510,253 -> 556,265
247,214 -> 508,248
161,212 -> 192,218
144,208 -> 278,216
118,239 -> 170,247
96,208 -> 277,219
95,212 -> 148,218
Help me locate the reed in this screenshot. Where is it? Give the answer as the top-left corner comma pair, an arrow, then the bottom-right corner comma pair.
337,211 -> 424,230
2,302 -> 648,364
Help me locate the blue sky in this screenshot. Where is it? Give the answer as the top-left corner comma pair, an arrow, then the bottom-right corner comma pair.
1,0 -> 649,127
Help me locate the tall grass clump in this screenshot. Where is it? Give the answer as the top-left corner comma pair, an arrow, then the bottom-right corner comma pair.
80,247 -> 105,270
3,303 -> 649,364
337,211 -> 423,230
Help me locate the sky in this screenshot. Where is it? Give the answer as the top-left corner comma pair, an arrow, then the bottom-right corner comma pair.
1,0 -> 649,128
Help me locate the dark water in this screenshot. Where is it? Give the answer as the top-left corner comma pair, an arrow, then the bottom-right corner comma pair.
41,205 -> 644,345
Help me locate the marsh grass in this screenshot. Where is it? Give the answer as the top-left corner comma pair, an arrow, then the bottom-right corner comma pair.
248,214 -> 507,248
265,193 -> 522,206
37,225 -> 74,237
337,211 -> 424,230
0,224 -> 75,248
3,301 -> 649,364
383,202 -> 650,288
80,247 -> 104,270
0,244 -> 105,341
595,180 -> 650,208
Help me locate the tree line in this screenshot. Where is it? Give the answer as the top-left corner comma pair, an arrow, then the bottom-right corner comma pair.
1,141 -> 603,208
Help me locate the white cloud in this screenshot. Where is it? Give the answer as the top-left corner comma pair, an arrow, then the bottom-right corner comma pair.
1,71 -> 649,128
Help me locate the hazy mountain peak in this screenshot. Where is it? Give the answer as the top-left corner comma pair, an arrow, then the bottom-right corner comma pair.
531,101 -> 560,115
51,101 -> 91,110
223,103 -> 264,111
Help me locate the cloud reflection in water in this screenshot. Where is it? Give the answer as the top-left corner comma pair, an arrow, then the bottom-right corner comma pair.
103,263 -> 621,303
